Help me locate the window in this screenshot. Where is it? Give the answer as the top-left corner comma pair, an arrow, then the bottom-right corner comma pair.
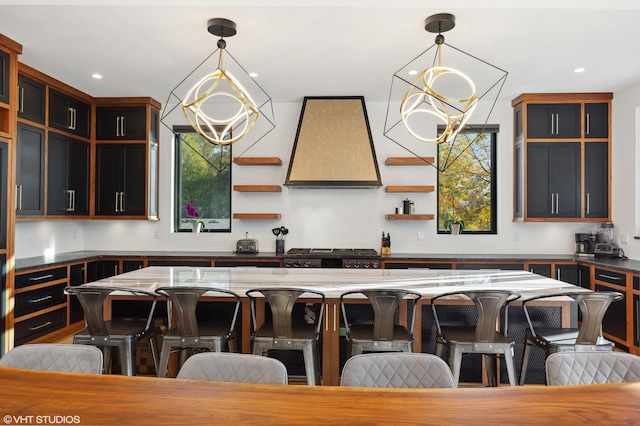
174,127 -> 231,232
437,126 -> 497,234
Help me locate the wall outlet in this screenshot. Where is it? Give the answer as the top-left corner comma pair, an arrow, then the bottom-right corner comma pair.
153,229 -> 160,239
621,234 -> 629,245
513,232 -> 520,241
417,231 -> 424,241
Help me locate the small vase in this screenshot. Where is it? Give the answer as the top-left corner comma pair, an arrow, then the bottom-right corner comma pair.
192,222 -> 202,233
450,223 -> 461,235
276,239 -> 285,254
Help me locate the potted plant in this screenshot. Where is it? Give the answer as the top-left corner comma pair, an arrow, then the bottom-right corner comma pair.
443,213 -> 465,235
184,202 -> 205,233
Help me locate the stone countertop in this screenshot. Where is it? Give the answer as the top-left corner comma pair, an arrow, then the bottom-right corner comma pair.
14,250 -> 640,273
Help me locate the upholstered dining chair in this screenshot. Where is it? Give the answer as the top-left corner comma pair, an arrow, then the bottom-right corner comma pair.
341,352 -> 456,388
546,351 -> 640,386
519,290 -> 623,385
176,352 -> 288,384
246,288 -> 325,386
340,289 -> 421,358
66,285 -> 158,376
431,290 -> 521,386
155,286 -> 241,378
0,343 -> 103,374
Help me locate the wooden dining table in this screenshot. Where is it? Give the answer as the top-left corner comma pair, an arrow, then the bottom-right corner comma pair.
0,365 -> 638,425
79,266 -> 585,384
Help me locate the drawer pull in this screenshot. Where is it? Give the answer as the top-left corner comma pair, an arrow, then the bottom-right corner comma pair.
29,274 -> 54,281
28,295 -> 53,303
598,274 -> 622,281
28,321 -> 53,331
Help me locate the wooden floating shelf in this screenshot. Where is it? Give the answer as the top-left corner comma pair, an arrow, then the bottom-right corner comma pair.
233,157 -> 282,166
385,214 -> 435,221
233,185 -> 282,192
385,157 -> 434,166
232,213 -> 281,220
385,185 -> 435,193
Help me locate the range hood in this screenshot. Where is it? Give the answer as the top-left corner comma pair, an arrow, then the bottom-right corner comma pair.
284,96 -> 382,188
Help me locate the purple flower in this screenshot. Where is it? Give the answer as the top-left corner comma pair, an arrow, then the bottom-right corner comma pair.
185,202 -> 199,218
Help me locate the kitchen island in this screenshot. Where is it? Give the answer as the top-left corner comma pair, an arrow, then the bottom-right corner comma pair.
81,266 -> 583,385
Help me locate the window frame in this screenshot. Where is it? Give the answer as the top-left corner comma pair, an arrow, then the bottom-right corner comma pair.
173,126 -> 232,233
437,126 -> 498,235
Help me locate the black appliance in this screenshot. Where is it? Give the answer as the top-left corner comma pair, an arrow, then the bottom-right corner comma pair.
284,248 -> 381,269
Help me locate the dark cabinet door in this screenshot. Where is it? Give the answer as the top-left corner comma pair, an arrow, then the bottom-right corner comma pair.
555,264 -> 578,285
577,265 -> 591,289
96,106 -> 146,140
16,122 -> 44,215
595,283 -> 627,345
0,50 -> 8,105
528,263 -> 551,277
69,264 -> 86,324
584,142 -> 608,218
48,89 -> 90,138
122,145 -> 146,215
527,104 -> 580,139
633,292 -> 639,348
584,103 -> 608,139
96,144 -> 146,215
95,144 -> 123,215
47,133 -> 89,215
526,142 -> 580,218
17,74 -> 45,124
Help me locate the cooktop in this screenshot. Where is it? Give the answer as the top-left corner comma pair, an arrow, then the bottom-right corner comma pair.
286,248 -> 379,257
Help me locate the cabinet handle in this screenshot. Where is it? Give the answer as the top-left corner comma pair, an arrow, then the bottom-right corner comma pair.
598,273 -> 622,281
120,192 -> 125,212
586,113 -> 590,135
29,274 -> 54,281
67,107 -> 73,130
586,193 -> 590,215
555,193 -> 559,215
115,192 -> 120,212
28,321 -> 53,331
72,108 -> 77,130
550,113 -> 554,135
66,189 -> 75,211
116,117 -> 121,137
120,115 -> 125,137
636,299 -> 639,343
28,295 -> 53,304
18,86 -> 24,113
16,185 -> 22,210
555,113 -> 559,134
550,193 -> 554,214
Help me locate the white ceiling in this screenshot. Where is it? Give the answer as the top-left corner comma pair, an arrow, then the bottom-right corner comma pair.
0,0 -> 639,105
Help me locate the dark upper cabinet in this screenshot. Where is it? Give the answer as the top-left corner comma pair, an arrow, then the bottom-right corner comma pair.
584,103 -> 608,139
47,132 -> 89,215
0,49 -> 9,105
584,142 -> 609,218
17,74 -> 45,124
96,106 -> 146,140
526,142 -> 581,218
16,122 -> 45,216
527,104 -> 581,139
95,144 -> 146,216
48,89 -> 91,138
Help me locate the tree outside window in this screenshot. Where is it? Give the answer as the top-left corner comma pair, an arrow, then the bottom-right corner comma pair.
438,127 -> 497,234
174,128 -> 231,232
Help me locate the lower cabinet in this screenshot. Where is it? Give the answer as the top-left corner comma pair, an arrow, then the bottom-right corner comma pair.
593,267 -> 629,349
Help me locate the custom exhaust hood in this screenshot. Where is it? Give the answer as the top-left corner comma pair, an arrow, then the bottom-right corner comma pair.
284,96 -> 382,188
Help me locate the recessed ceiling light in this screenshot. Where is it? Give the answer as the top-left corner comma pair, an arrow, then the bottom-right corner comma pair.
573,68 -> 585,73
408,70 -> 418,76
91,73 -> 103,79
249,72 -> 258,78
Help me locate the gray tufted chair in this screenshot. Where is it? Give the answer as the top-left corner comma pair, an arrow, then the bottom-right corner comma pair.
0,343 -> 103,374
176,352 -> 288,384
546,351 -> 640,386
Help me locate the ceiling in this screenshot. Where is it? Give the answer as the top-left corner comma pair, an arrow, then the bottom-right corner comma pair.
0,1 -> 639,106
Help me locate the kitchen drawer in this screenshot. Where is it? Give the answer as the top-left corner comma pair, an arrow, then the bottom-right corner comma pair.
593,268 -> 626,288
15,266 -> 67,289
15,283 -> 66,318
14,307 -> 67,345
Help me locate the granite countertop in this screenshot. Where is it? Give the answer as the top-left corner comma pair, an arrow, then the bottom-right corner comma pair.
14,250 -> 640,273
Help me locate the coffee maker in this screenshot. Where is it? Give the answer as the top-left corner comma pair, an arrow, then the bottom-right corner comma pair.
574,233 -> 593,256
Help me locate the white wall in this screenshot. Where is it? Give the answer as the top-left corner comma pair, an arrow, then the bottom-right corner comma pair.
14,86 -> 640,260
